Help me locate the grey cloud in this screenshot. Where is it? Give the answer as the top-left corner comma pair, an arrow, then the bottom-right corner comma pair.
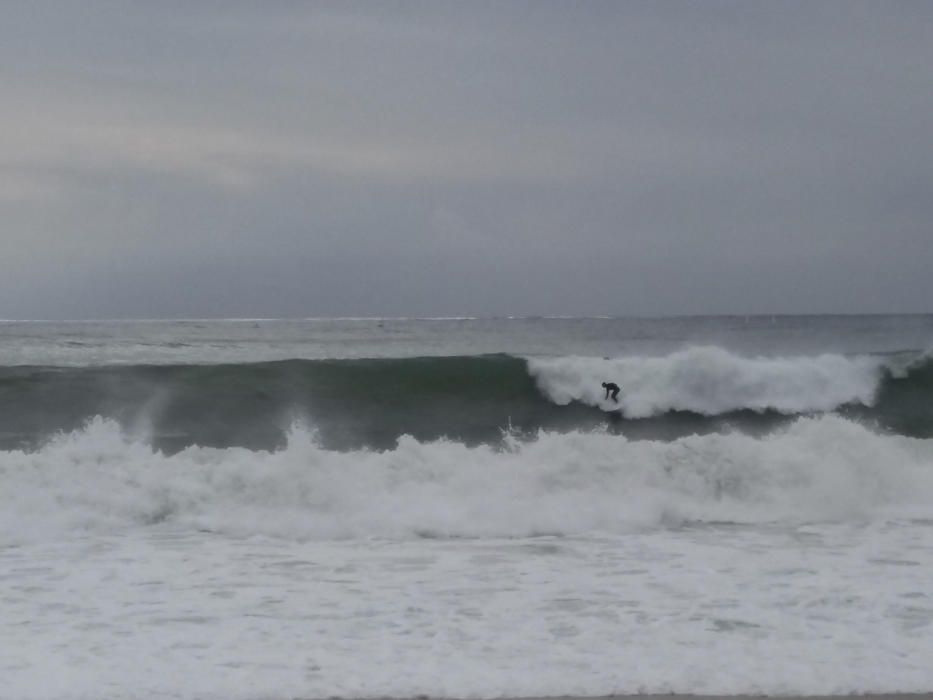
1,1 -> 932,318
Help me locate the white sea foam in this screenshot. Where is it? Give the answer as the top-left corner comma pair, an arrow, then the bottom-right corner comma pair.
6,523 -> 933,700
3,414 -> 933,545
4,418 -> 933,699
528,346 -> 886,415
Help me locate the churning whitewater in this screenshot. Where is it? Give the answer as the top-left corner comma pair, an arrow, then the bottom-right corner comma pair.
529,346 -> 888,414
3,414 -> 933,546
3,317 -> 933,700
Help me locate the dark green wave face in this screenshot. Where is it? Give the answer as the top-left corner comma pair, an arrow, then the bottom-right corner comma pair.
847,353 -> 933,437
2,353 -> 933,452
0,355 -> 593,452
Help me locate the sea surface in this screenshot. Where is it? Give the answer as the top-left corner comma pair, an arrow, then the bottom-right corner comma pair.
2,315 -> 933,699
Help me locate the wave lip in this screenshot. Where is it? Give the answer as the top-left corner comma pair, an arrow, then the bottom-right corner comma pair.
529,346 -> 885,417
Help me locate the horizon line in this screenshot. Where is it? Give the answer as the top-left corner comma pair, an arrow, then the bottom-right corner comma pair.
1,312 -> 931,323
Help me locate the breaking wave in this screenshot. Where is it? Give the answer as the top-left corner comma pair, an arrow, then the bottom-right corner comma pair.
1,347 -> 932,452
2,415 -> 933,545
528,346 -> 886,415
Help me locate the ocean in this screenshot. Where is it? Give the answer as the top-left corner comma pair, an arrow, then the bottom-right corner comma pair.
2,315 -> 933,699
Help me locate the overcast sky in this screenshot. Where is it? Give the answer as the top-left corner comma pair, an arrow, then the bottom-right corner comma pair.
2,1 -> 931,319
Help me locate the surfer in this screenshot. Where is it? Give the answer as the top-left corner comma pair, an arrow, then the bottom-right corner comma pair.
602,382 -> 620,402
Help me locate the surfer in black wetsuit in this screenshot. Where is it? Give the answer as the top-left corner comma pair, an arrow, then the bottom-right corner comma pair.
602,382 -> 620,402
